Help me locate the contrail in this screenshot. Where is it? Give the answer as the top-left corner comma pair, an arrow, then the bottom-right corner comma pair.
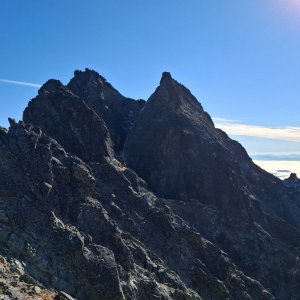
0,79 -> 42,88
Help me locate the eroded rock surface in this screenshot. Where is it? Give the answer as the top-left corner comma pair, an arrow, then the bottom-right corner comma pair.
0,69 -> 299,299
124,73 -> 300,299
67,69 -> 145,153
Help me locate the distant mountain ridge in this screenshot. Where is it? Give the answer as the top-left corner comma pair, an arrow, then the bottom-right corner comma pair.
0,68 -> 299,299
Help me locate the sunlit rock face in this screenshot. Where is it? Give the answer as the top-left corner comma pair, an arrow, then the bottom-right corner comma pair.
0,69 -> 299,299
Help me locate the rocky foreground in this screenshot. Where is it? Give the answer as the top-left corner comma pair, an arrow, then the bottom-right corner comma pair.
0,69 -> 300,299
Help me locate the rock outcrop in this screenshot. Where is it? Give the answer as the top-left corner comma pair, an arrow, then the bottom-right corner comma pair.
124,72 -> 300,299
23,79 -> 114,163
0,69 -> 299,299
67,69 -> 145,154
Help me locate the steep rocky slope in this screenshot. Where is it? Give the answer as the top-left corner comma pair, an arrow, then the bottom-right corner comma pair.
0,69 -> 299,299
124,72 -> 300,299
23,79 -> 114,163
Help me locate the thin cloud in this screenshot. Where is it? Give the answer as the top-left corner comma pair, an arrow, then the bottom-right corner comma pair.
214,118 -> 300,143
0,79 -> 42,88
213,117 -> 242,123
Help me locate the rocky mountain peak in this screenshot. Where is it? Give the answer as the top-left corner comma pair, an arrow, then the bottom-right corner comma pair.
8,117 -> 18,128
284,172 -> 300,191
124,73 -> 253,204
288,172 -> 299,181
68,69 -> 145,153
149,72 -> 187,109
74,68 -> 106,82
160,71 -> 173,84
1,69 -> 300,300
38,79 -> 67,96
69,68 -> 107,93
68,68 -> 119,99
23,80 -> 114,162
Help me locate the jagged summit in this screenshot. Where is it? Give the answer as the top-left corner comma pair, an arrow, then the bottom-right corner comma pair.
74,68 -> 107,82
160,71 -> 173,83
148,71 -> 208,118
284,172 -> 300,192
0,69 -> 300,299
68,68 -> 118,99
23,79 -> 114,162
288,172 -> 299,181
69,68 -> 107,94
67,68 -> 145,153
8,117 -> 18,128
38,79 -> 65,95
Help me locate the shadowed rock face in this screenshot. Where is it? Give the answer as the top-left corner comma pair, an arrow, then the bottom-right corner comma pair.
0,121 -> 275,300
124,73 -> 300,298
67,69 -> 145,153
124,73 -> 279,210
0,69 -> 300,299
0,122 -> 124,300
23,79 -> 114,163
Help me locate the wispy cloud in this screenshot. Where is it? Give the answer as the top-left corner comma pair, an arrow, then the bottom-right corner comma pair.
213,117 -> 242,123
213,117 -> 300,143
0,79 -> 41,88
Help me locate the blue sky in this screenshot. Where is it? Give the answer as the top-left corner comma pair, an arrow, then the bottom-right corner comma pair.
0,0 -> 300,162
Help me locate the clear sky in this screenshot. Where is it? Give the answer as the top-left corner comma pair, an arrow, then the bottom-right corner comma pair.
0,0 -> 300,165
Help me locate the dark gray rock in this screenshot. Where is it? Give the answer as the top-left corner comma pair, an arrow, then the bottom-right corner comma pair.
67,68 -> 145,153
23,79 -> 114,163
124,72 -> 300,299
0,123 -> 125,299
124,72 -> 274,205
0,69 -> 299,299
284,173 -> 300,188
0,115 -> 273,299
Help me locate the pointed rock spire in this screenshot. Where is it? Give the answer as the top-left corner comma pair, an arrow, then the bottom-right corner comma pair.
124,72 -> 253,204
160,71 -> 173,84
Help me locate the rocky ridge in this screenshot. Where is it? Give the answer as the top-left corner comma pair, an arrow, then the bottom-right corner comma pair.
0,68 -> 299,299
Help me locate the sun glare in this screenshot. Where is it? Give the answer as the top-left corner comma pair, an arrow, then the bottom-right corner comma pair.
281,0 -> 300,12
272,0 -> 300,26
